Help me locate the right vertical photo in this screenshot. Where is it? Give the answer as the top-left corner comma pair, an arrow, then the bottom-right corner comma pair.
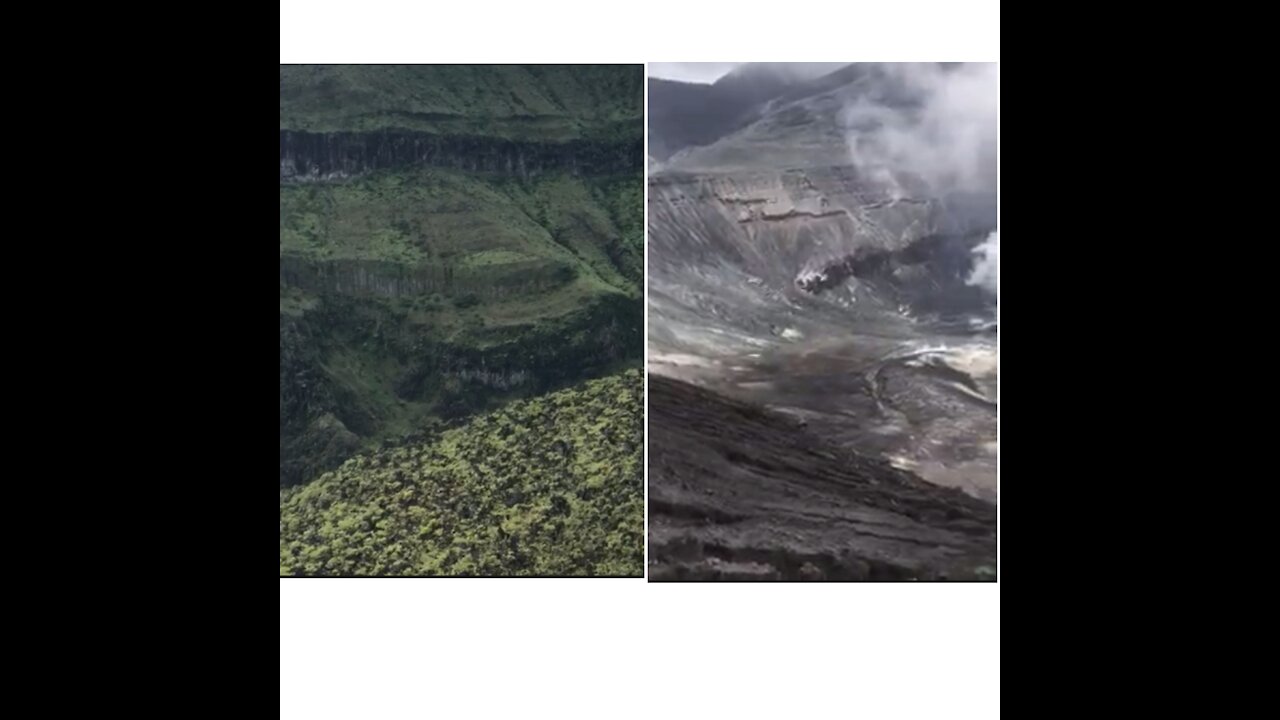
646,63 -> 998,581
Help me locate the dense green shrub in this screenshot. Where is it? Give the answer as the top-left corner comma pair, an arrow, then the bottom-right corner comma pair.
280,370 -> 643,576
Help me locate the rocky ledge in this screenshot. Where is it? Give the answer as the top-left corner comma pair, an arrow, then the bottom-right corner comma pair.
281,129 -> 642,182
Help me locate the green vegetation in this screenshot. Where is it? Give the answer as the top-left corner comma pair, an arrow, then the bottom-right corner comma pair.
280,65 -> 643,575
279,288 -> 640,487
279,168 -> 640,295
278,167 -> 643,490
280,371 -> 643,576
280,65 -> 642,142
495,173 -> 642,289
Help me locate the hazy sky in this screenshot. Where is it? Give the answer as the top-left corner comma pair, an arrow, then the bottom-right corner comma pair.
648,62 -> 857,85
648,63 -> 740,84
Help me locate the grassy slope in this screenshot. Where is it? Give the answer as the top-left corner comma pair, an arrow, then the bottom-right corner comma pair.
280,370 -> 643,576
280,282 -> 640,479
279,169 -> 641,462
279,168 -> 641,361
280,66 -> 643,490
279,168 -> 641,297
280,65 -> 642,141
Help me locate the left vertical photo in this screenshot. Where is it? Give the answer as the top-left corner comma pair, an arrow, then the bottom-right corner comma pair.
279,65 -> 645,577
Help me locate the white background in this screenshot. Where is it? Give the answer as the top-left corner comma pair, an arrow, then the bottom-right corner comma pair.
280,2 -> 1000,717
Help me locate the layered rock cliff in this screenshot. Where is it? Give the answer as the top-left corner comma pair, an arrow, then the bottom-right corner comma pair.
280,130 -> 642,182
279,255 -> 574,300
280,65 -> 643,489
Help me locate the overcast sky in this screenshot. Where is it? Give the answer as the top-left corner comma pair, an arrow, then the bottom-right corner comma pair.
648,62 -> 857,85
647,63 -> 741,84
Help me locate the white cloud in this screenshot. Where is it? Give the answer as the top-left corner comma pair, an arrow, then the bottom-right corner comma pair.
968,230 -> 998,300
843,63 -> 998,194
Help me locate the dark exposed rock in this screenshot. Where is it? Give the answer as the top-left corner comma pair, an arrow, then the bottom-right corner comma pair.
279,255 -> 571,300
281,130 -> 642,182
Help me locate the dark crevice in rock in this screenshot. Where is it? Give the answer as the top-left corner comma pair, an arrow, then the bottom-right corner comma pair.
795,231 -> 995,319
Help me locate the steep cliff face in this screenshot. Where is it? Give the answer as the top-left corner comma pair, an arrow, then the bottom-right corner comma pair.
280,65 -> 642,140
391,293 -> 643,415
280,130 -> 642,182
646,165 -> 990,362
280,282 -> 641,488
649,167 -> 940,287
279,255 -> 573,300
280,65 -> 643,490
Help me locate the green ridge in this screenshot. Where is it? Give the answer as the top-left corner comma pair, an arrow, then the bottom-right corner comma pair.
280,65 -> 642,141
280,66 -> 643,497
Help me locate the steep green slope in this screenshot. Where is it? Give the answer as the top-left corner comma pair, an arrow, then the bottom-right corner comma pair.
279,168 -> 641,294
280,371 -> 643,577
280,65 -> 642,141
279,65 -> 643,493
279,169 -> 642,487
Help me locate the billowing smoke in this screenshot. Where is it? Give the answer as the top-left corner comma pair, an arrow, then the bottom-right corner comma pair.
842,63 -> 998,195
967,230 -> 999,300
841,63 -> 998,300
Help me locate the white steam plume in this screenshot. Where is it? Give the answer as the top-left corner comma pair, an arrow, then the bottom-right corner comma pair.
842,63 -> 999,300
968,230 -> 999,300
842,63 -> 998,195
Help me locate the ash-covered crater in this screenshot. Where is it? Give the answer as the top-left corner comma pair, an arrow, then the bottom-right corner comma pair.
648,63 -> 998,501
646,63 -> 997,580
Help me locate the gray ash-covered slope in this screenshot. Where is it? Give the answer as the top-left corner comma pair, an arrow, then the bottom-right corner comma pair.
649,375 -> 995,580
648,63 -> 997,578
649,63 -> 995,355
647,63 -> 859,163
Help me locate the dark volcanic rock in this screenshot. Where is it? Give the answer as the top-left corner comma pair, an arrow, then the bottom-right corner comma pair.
647,374 -> 996,581
280,130 -> 642,182
278,255 -> 571,300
